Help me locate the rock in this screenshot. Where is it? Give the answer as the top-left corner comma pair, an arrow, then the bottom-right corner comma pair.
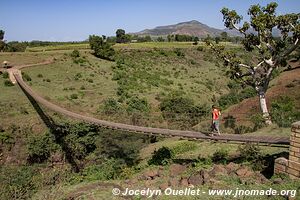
273,178 -> 283,184
168,177 -> 179,187
225,162 -> 239,173
209,165 -> 228,176
159,182 -> 169,191
144,179 -> 156,187
188,174 -> 204,186
158,168 -> 165,177
236,167 -> 254,178
144,169 -> 159,179
169,164 -> 187,177
180,177 -> 189,187
200,169 -> 210,184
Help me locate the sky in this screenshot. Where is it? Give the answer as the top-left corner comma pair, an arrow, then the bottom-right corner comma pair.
1,0 -> 299,41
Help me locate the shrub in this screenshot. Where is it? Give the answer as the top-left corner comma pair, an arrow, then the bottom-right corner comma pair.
212,148 -> 229,164
27,132 -> 57,163
74,73 -> 82,80
71,49 -> 80,58
82,158 -> 124,181
22,72 -> 32,81
37,74 -> 43,78
4,80 -> 13,86
234,125 -> 252,134
0,132 -> 14,145
2,71 -> 9,79
224,115 -> 236,129
103,98 -> 121,115
159,93 -> 208,127
196,46 -> 204,51
250,114 -> 265,131
271,96 -> 300,127
70,93 -> 78,99
126,96 -> 150,113
0,166 -> 37,199
148,146 -> 174,166
238,144 -> 262,162
174,48 -> 185,57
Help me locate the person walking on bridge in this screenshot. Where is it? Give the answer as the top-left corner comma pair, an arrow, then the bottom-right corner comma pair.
211,105 -> 221,135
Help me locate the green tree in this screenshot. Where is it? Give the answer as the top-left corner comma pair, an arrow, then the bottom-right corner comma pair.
89,35 -> 115,61
220,31 -> 228,41
116,29 -> 130,43
207,2 -> 299,124
157,37 -> 165,42
0,30 -> 4,40
0,30 -> 5,51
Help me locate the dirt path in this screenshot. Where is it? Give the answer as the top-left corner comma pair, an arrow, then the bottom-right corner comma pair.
7,59 -> 53,84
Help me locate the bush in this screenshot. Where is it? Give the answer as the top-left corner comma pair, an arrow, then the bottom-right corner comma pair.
0,166 -> 37,199
196,46 -> 204,51
0,132 -> 14,145
82,158 -> 124,181
71,49 -> 80,58
174,48 -> 185,57
2,71 -> 9,79
103,98 -> 121,115
250,114 -> 265,131
27,132 -> 57,163
212,148 -> 229,164
4,80 -> 13,86
234,125 -> 252,134
22,72 -> 32,81
224,115 -> 236,129
271,96 -> 300,127
238,143 -> 262,162
148,146 -> 174,166
37,74 -> 43,78
218,87 -> 256,109
126,96 -> 150,113
159,93 -> 208,127
70,93 -> 78,99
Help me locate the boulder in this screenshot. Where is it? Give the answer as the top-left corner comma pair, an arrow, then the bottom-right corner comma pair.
180,177 -> 189,187
143,169 -> 159,180
273,178 -> 283,184
200,169 -> 210,184
169,164 -> 187,177
209,165 -> 228,176
225,162 -> 239,173
159,182 -> 169,191
188,173 -> 204,186
236,166 -> 254,178
168,177 -> 179,187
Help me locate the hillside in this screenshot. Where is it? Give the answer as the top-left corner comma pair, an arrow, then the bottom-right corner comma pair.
0,43 -> 299,199
134,20 -> 232,37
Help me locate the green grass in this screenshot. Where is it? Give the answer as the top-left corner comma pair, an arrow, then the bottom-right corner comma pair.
26,43 -> 90,52
0,51 -> 55,66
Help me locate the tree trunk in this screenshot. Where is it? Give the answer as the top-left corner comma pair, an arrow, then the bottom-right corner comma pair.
258,90 -> 272,125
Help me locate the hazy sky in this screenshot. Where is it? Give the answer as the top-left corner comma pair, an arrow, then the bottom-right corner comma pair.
1,0 -> 299,41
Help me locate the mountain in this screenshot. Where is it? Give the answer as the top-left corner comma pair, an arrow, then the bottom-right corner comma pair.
133,20 -> 234,38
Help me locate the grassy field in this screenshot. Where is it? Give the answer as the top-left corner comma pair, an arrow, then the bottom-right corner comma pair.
26,43 -> 90,52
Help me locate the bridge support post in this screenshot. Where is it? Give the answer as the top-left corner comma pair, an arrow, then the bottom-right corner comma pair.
274,121 -> 300,179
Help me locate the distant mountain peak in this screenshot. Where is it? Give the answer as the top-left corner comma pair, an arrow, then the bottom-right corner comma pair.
133,20 -> 230,37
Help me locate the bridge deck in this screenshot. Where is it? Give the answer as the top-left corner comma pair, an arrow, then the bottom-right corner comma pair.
13,73 -> 290,146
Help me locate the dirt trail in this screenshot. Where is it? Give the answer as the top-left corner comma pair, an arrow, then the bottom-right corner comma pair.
9,60 -> 290,146
7,59 -> 54,84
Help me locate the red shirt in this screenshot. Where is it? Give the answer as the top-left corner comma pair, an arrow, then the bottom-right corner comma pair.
212,109 -> 220,120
